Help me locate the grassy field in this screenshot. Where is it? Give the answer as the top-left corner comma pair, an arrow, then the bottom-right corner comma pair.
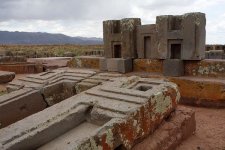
0,44 -> 103,57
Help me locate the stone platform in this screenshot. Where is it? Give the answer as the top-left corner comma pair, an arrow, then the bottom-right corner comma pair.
0,75 -> 179,150
1,68 -> 124,128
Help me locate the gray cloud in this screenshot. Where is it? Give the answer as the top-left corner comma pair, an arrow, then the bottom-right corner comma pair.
0,0 -> 224,43
0,0 -> 133,21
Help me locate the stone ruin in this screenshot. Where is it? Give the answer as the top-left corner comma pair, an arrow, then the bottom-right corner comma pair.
0,12 -> 224,150
205,44 -> 225,59
0,66 -> 197,150
100,12 -> 206,76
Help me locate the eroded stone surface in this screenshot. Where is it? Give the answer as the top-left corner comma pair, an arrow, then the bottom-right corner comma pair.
0,63 -> 43,74
67,56 -> 100,69
27,57 -> 72,70
7,68 -> 96,92
0,76 -> 179,150
132,106 -> 196,150
0,71 -> 15,84
0,88 -> 47,128
1,68 -> 125,128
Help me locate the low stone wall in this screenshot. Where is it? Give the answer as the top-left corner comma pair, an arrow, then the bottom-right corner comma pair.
169,77 -> 225,108
67,56 -> 101,69
184,59 -> 225,78
133,59 -> 163,73
68,57 -> 225,78
133,59 -> 225,78
0,63 -> 44,74
27,57 -> 72,70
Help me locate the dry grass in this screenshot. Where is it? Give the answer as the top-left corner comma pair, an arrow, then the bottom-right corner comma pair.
0,44 -> 103,57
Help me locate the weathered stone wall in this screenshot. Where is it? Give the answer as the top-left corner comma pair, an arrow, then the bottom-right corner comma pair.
156,13 -> 206,60
133,59 -> 225,78
67,56 -> 100,69
0,63 -> 44,74
133,59 -> 163,73
184,59 -> 225,78
136,24 -> 158,59
103,18 -> 141,59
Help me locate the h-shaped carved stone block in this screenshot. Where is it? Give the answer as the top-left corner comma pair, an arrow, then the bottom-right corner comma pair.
0,76 -> 179,150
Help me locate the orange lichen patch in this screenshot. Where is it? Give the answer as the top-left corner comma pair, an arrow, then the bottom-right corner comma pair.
184,59 -> 225,78
164,87 -> 179,108
101,134 -> 112,150
67,56 -> 100,69
169,77 -> 225,103
133,59 -> 163,73
115,92 -> 178,149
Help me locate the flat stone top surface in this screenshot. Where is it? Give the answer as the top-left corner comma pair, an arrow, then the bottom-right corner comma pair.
7,68 -> 97,90
27,57 -> 73,68
0,76 -> 179,150
28,57 -> 72,60
0,71 -> 15,76
76,56 -> 103,58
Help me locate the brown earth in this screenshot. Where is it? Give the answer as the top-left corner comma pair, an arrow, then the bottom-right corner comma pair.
177,105 -> 225,150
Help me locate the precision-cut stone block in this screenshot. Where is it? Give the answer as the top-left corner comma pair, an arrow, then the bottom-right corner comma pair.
0,76 -> 179,149
0,71 -> 15,83
0,88 -> 47,128
99,57 -> 107,71
7,68 -> 96,92
163,59 -> 184,76
103,18 -> 141,58
107,58 -> 133,73
76,72 -> 123,93
67,56 -> 100,69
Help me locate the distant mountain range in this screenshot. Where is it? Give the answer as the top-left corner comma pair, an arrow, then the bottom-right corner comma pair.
0,31 -> 103,45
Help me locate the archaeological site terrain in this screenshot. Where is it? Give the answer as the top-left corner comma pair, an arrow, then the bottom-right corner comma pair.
0,12 -> 224,150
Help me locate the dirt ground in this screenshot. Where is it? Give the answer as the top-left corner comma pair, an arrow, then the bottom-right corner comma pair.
177,105 -> 225,150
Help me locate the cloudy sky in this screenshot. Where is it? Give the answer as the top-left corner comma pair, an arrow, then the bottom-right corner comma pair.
0,0 -> 224,44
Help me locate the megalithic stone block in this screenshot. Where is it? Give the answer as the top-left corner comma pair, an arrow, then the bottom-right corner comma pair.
0,76 -> 179,150
163,59 -> 184,77
107,58 -> 133,73
0,88 -> 47,128
99,57 -> 107,71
